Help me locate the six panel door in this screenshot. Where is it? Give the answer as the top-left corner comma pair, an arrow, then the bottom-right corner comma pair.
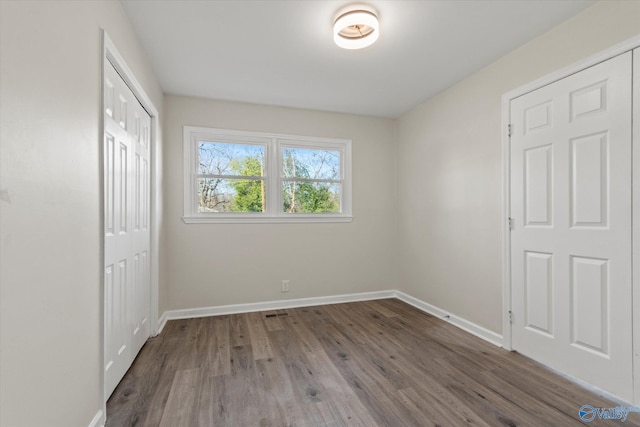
510,52 -> 633,401
104,60 -> 151,398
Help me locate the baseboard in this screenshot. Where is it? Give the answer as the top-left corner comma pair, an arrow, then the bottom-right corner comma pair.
159,290 -> 395,325
542,363 -> 631,406
88,409 -> 104,427
154,290 -> 640,406
156,311 -> 169,335
395,290 -> 504,347
156,289 -> 503,348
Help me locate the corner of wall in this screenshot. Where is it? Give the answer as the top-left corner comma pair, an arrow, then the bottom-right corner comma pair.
391,118 -> 400,293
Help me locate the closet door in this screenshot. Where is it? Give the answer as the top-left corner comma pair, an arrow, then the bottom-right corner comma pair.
104,60 -> 151,398
510,52 -> 633,401
633,47 -> 640,405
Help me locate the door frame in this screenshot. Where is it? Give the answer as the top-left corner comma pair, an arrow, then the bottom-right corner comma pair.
100,31 -> 161,412
501,34 -> 640,403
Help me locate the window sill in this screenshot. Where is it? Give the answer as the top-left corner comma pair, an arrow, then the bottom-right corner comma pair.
182,215 -> 353,224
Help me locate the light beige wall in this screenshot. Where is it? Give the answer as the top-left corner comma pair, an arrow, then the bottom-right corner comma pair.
395,0 -> 640,334
0,1 -> 163,426
162,95 -> 395,311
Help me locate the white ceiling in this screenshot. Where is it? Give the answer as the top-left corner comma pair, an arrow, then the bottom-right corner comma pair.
121,0 -> 595,118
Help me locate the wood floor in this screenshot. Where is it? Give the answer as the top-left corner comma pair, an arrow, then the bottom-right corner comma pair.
107,299 -> 638,426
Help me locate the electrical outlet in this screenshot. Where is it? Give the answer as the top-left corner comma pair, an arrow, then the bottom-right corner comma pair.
281,280 -> 290,292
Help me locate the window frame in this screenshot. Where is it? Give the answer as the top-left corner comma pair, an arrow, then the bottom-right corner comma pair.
183,126 -> 352,223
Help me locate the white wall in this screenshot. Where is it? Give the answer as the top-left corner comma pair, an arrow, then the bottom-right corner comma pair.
1,1 -> 637,425
0,1 -> 163,426
395,0 -> 640,334
162,95 -> 395,312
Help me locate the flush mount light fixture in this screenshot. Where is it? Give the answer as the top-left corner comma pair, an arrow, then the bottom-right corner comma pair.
333,6 -> 379,50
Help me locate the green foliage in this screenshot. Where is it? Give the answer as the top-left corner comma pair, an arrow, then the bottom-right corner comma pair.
227,153 -> 339,213
283,182 -> 338,213
282,151 -> 339,213
228,157 -> 264,212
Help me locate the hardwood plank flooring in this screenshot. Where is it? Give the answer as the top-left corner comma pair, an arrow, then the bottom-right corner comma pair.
107,299 -> 639,426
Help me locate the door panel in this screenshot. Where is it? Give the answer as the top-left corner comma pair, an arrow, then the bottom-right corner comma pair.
510,52 -> 632,401
524,144 -> 552,226
524,251 -> 553,336
570,256 -> 608,354
104,60 -> 151,398
570,133 -> 608,227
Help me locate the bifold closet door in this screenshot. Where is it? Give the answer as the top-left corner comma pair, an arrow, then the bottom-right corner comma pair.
510,52 -> 633,401
633,47 -> 640,404
104,60 -> 151,398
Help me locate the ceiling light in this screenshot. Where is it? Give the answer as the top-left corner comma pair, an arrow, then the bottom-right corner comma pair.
333,6 -> 379,50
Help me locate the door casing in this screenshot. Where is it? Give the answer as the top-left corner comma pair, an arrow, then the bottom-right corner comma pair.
502,34 -> 640,404
101,31 -> 161,415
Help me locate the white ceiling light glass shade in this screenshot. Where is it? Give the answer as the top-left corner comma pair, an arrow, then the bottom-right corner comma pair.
333,8 -> 379,50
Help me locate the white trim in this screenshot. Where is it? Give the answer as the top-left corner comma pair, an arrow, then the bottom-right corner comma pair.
159,290 -> 395,323
158,290 -> 504,349
501,97 -> 513,351
154,289 -> 640,404
544,364 -> 632,406
503,35 -> 640,102
156,289 -> 640,403
183,125 -> 352,145
502,35 -> 640,404
182,215 -> 353,224
394,291 -> 504,347
157,311 -> 169,335
632,46 -> 640,406
103,34 -> 160,331
87,409 -> 104,427
99,31 -> 108,424
103,33 -> 161,336
182,125 -> 352,223
102,31 -> 161,410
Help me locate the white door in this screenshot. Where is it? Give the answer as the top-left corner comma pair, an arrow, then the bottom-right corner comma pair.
634,48 -> 640,404
104,60 -> 151,397
510,52 -> 633,401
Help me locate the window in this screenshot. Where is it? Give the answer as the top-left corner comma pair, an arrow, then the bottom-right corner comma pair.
196,141 -> 267,213
183,126 -> 352,223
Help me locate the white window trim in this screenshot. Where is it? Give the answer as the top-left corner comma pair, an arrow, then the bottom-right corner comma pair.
183,126 -> 352,223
